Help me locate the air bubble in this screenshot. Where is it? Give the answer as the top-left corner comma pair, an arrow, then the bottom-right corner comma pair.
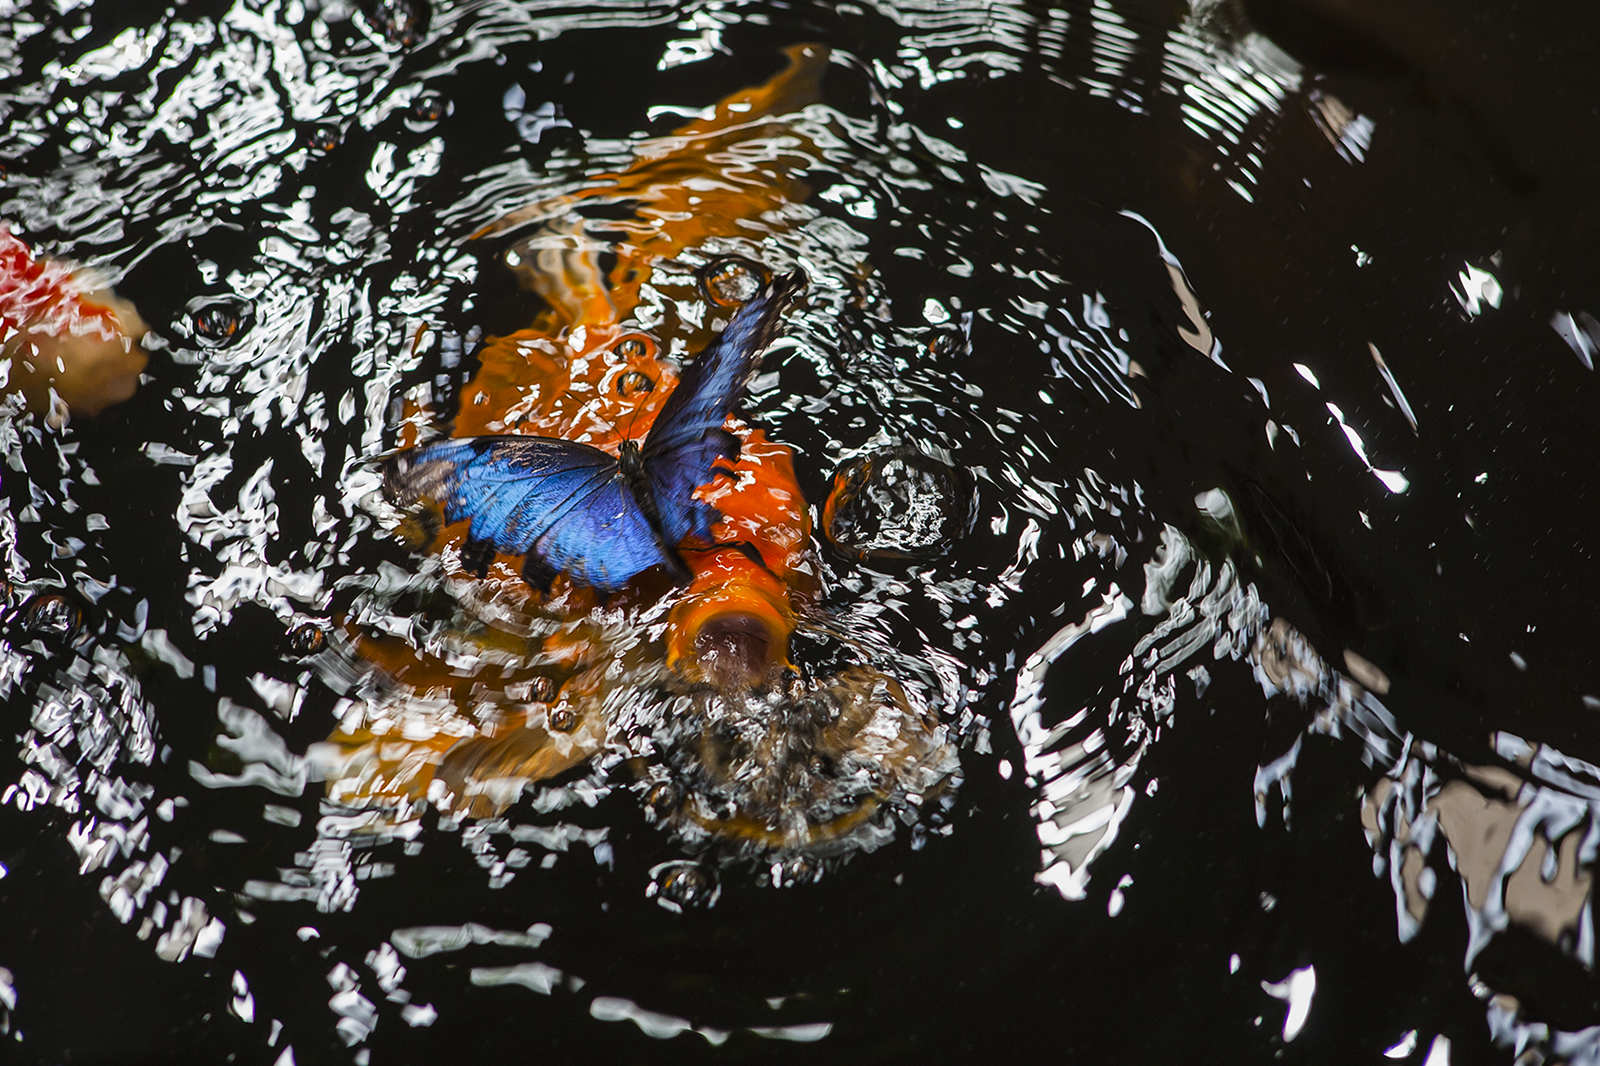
21,594 -> 83,642
647,860 -> 720,913
284,623 -> 326,656
823,447 -> 973,561
926,329 -> 968,359
189,299 -> 253,348
406,91 -> 448,131
611,336 -> 650,361
304,124 -> 340,152
698,257 -> 769,307
644,781 -> 680,817
616,371 -> 654,397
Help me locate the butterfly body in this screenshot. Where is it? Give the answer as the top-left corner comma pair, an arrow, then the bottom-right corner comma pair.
614,438 -> 676,569
386,273 -> 801,594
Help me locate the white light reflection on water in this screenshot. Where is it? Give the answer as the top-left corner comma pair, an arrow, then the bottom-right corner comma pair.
1013,479 -> 1600,1062
1086,0 -> 1141,108
1010,583 -> 1134,900
1384,1028 -> 1418,1057
1325,402 -> 1409,494
1451,262 -> 1503,318
1550,309 -> 1600,371
1120,208 -> 1221,362
1261,963 -> 1314,1041
863,0 -> 1035,84
1369,343 -> 1418,434
1308,89 -> 1374,164
1161,2 -> 1302,201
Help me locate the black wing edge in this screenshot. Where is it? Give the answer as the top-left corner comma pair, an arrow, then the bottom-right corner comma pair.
731,269 -> 807,361
379,441 -> 471,508
380,441 -> 509,579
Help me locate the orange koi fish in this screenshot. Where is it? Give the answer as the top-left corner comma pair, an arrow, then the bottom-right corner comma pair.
322,45 -> 954,848
0,225 -> 148,424
408,43 -> 827,680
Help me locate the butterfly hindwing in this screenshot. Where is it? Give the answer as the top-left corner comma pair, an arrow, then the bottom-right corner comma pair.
646,428 -> 736,546
534,478 -> 686,590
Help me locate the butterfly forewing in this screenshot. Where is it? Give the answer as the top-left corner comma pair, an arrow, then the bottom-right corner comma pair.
384,436 -> 672,587
643,272 -> 800,459
642,272 -> 802,545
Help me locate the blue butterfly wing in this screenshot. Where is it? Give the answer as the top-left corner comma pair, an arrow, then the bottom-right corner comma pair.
384,436 -> 674,592
644,271 -> 802,545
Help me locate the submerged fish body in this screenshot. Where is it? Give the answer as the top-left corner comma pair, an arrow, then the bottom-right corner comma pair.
0,226 -> 148,424
326,45 -> 956,853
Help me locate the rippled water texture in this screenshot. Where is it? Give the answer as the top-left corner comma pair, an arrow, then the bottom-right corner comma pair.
3,0 -> 1599,1061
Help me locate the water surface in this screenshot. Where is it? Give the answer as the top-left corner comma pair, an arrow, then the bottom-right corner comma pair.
3,0 -> 1599,1062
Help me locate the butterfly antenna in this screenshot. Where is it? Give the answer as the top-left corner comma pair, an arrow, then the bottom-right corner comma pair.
579,393 -> 625,444
618,384 -> 649,446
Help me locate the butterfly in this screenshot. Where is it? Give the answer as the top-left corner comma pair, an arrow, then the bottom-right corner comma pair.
383,271 -> 803,593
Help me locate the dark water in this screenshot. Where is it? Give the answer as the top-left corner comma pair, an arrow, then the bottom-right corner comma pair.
3,0 -> 1599,1062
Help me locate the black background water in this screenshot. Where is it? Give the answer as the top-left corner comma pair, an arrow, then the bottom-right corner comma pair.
2,0 -> 1598,1062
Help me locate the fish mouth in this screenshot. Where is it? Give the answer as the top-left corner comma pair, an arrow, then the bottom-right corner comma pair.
666,557 -> 795,689
691,611 -> 782,686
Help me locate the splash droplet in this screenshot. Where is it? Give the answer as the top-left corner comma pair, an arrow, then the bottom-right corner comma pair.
547,706 -> 577,732
823,447 -> 972,561
777,855 -> 823,887
698,257 -> 769,308
363,0 -> 429,47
